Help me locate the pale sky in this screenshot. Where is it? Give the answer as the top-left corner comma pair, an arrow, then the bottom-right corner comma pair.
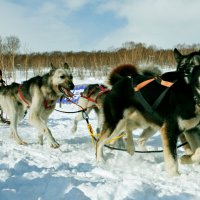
0,0 -> 199,53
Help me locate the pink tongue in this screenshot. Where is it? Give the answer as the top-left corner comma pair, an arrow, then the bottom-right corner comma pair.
62,88 -> 74,97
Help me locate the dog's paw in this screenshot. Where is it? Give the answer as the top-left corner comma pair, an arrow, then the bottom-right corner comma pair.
71,127 -> 76,133
38,136 -> 43,145
51,142 -> 60,148
180,155 -> 193,164
18,140 -> 28,145
168,171 -> 180,177
96,156 -> 105,164
191,148 -> 200,163
127,147 -> 134,156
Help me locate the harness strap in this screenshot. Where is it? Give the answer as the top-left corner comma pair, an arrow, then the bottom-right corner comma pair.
80,94 -> 97,103
134,77 -> 174,92
152,81 -> 177,110
160,79 -> 174,87
43,100 -> 54,110
132,77 -> 175,123
95,86 -> 110,102
98,84 -> 108,92
18,84 -> 30,108
80,86 -> 97,102
134,78 -> 155,92
155,77 -> 174,87
81,85 -> 110,103
18,84 -> 53,110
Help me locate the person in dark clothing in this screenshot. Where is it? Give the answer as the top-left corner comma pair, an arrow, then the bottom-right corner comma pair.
0,69 -> 9,124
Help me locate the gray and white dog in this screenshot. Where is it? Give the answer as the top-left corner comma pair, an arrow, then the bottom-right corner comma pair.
0,63 -> 74,148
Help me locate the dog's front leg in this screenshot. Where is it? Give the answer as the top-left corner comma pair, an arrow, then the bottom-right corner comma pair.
96,109 -> 104,134
37,131 -> 44,145
161,122 -> 179,176
71,111 -> 85,133
29,91 -> 60,148
29,112 -> 60,148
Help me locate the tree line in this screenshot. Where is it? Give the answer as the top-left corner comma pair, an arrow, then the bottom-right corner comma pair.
0,35 -> 199,80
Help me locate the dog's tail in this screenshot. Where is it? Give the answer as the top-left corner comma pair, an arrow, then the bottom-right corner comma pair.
108,64 -> 138,86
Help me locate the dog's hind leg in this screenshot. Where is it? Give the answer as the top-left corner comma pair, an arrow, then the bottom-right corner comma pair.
179,133 -> 193,155
161,122 -> 180,176
96,127 -> 110,163
125,118 -> 135,155
96,118 -> 129,162
137,127 -> 157,151
9,103 -> 27,145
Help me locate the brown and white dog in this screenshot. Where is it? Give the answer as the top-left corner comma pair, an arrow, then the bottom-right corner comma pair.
0,63 -> 74,147
71,84 -> 109,134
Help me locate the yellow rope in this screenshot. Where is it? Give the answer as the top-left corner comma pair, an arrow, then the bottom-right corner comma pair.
87,123 -> 125,147
87,123 -> 99,147
105,133 -> 126,144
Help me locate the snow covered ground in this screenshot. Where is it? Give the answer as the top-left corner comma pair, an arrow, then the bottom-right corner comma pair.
0,74 -> 200,200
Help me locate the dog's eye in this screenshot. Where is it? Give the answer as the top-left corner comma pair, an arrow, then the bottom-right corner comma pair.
60,75 -> 65,79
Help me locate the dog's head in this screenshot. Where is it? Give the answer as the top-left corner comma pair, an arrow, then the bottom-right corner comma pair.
50,63 -> 74,97
191,65 -> 200,104
174,48 -> 200,83
174,48 -> 200,74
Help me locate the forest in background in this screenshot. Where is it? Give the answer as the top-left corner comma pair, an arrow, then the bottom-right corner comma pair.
0,35 -> 200,80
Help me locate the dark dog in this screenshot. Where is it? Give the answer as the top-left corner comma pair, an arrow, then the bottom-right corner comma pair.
96,49 -> 200,176
0,63 -> 74,147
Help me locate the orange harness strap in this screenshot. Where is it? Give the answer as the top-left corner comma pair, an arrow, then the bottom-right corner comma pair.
134,77 -> 174,92
160,79 -> 174,87
134,78 -> 155,92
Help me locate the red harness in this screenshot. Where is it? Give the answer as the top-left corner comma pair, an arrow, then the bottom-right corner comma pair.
18,84 -> 54,110
80,85 -> 110,103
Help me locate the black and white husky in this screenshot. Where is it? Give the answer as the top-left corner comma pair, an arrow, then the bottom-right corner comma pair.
96,49 -> 200,176
0,63 -> 74,148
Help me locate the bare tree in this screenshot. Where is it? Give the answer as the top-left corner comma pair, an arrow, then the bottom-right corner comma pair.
0,36 -> 4,71
4,36 -> 20,80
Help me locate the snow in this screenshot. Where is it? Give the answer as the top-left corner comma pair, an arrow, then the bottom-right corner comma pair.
1,73 -> 200,200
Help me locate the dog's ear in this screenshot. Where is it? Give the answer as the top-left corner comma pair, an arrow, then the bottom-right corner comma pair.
174,48 -> 183,63
64,62 -> 73,78
50,63 -> 57,70
64,62 -> 70,70
49,63 -> 57,75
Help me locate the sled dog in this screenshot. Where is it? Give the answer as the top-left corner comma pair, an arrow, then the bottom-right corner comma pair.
71,84 -> 109,134
96,49 -> 200,176
0,63 -> 74,148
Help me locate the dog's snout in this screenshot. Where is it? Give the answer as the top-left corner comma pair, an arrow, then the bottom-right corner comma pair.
69,81 -> 75,90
